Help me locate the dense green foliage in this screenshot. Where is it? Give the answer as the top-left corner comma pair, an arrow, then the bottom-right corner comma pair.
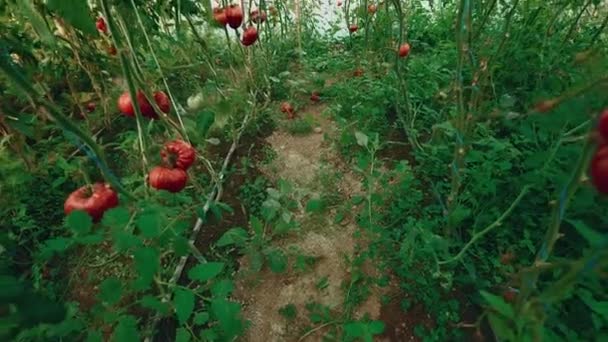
1,0 -> 607,341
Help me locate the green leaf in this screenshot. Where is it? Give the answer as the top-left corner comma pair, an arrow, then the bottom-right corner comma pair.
0,276 -> 23,301
175,328 -> 191,342
111,230 -> 142,252
480,290 -> 514,319
196,110 -> 215,137
211,279 -> 234,298
216,227 -> 248,247
39,237 -> 73,259
98,277 -> 122,305
487,312 -> 515,341
102,207 -> 131,228
20,1 -> 55,44
174,288 -> 195,324
210,299 -> 243,339
566,219 -> 604,248
188,262 -> 225,282
305,198 -> 325,213
354,131 -> 369,147
140,295 -> 170,315
193,312 -> 210,325
47,0 -> 97,35
266,249 -> 287,273
136,210 -> 163,238
85,331 -> 103,342
112,316 -> 139,342
66,210 -> 92,236
133,247 -> 159,290
173,236 -> 190,257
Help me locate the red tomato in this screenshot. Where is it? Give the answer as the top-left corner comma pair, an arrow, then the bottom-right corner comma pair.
353,68 -> 364,77
399,43 -> 411,57
225,4 -> 244,29
161,140 -> 196,170
118,91 -> 153,118
310,91 -> 320,103
108,45 -> 117,56
64,183 -> 119,222
597,109 -> 608,141
86,102 -> 96,113
148,166 -> 188,193
280,102 -> 295,119
250,9 -> 267,23
96,17 -> 107,34
368,4 -> 377,13
502,289 -> 517,303
337,1 -> 342,6
213,7 -> 228,26
241,26 -> 258,46
154,91 -> 171,114
349,24 -> 358,33
591,146 -> 608,194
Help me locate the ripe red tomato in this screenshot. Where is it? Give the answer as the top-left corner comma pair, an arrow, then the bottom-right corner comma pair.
64,183 -> 119,222
250,9 -> 267,23
310,91 -> 320,103
399,43 -> 411,57
96,17 -> 107,34
349,24 -> 358,33
108,45 -> 117,56
148,166 -> 188,193
597,109 -> 608,141
241,26 -> 258,46
153,91 -> 171,114
86,102 -> 96,113
213,7 -> 228,26
118,91 -> 153,118
368,4 -> 377,13
161,140 -> 196,170
118,91 -> 169,119
591,146 -> 608,194
353,68 -> 364,77
280,102 -> 296,119
225,4 -> 244,29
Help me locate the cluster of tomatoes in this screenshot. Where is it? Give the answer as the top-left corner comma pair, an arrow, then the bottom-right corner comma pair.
117,90 -> 170,119
212,4 -> 275,47
149,139 -> 196,193
591,109 -> 608,194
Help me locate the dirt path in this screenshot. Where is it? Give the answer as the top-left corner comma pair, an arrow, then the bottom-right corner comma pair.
233,102 -> 385,341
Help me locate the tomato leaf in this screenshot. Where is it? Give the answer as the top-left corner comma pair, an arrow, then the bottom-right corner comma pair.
193,312 -> 210,325
266,249 -> 287,273
102,207 -> 131,228
66,210 -> 92,236
216,227 -> 248,247
480,290 -> 514,319
133,247 -> 159,290
174,288 -> 195,324
211,279 -> 234,298
305,198 -> 325,213
188,262 -> 225,282
136,210 -> 163,238
47,0 -> 97,35
112,316 -> 139,342
176,327 -> 191,342
98,277 -> 122,305
210,298 -> 244,339
140,295 -> 170,315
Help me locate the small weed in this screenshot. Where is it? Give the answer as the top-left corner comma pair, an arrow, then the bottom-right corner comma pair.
279,304 -> 298,320
285,115 -> 315,135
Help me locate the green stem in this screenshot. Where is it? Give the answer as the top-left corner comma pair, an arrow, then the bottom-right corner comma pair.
438,185 -> 531,265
